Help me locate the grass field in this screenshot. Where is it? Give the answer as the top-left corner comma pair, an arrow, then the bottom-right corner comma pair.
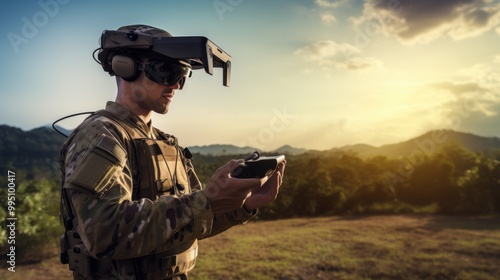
2,215 -> 500,279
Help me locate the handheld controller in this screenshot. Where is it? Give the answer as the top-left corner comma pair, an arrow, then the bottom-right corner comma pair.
231,151 -> 285,179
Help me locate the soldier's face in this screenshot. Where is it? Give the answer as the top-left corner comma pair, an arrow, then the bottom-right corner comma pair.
130,66 -> 181,115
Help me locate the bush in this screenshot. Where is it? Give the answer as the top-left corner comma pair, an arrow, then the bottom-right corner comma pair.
0,179 -> 62,262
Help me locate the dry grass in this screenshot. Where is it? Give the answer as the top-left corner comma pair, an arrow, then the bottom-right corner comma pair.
193,215 -> 500,280
2,215 -> 500,279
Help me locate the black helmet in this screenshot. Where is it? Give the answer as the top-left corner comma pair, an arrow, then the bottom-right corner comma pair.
96,24 -> 180,77
94,24 -> 232,86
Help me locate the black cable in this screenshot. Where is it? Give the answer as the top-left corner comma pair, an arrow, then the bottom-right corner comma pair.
92,48 -> 102,65
52,112 -> 94,138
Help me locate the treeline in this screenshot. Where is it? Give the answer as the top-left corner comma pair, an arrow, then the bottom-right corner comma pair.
0,125 -> 65,180
1,137 -> 499,261
193,142 -> 500,218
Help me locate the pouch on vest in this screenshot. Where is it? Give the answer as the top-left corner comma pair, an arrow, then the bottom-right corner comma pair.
134,138 -> 190,200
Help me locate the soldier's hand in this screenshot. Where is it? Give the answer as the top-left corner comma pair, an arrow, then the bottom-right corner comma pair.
243,160 -> 286,211
203,160 -> 267,213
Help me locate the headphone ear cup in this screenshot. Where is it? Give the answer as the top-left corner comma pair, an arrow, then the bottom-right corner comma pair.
111,55 -> 140,81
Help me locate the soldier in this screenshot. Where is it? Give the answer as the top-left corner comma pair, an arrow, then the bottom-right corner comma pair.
59,24 -> 286,279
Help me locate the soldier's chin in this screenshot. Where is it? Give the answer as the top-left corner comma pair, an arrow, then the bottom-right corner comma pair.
154,105 -> 170,115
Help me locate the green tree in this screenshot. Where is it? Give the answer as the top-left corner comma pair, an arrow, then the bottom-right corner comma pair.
457,154 -> 500,214
0,179 -> 62,261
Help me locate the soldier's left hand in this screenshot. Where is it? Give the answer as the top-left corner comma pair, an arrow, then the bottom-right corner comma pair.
243,160 -> 286,211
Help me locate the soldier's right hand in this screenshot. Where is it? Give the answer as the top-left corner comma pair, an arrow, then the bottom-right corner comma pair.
202,160 -> 267,213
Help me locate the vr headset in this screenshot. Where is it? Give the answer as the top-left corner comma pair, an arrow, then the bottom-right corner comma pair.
99,29 -> 231,87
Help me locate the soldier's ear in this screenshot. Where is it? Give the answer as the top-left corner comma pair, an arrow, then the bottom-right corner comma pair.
111,55 -> 142,81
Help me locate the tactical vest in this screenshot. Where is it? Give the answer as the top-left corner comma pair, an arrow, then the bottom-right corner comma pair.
60,110 -> 199,279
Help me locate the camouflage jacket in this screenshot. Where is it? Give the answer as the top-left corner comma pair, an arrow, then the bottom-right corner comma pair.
60,101 -> 256,260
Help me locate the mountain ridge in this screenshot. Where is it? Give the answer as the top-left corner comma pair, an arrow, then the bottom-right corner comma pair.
332,129 -> 500,159
1,125 -> 499,158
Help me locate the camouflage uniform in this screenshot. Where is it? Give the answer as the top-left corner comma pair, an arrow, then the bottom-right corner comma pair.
60,101 -> 256,279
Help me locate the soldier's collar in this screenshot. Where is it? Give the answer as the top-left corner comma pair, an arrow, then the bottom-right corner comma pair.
105,101 -> 154,137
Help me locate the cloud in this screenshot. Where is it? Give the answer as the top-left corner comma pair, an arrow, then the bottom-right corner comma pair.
368,65 -> 500,140
431,81 -> 486,97
351,0 -> 500,44
341,56 -> 384,71
321,12 -> 337,25
455,102 -> 500,137
295,40 -> 383,72
315,0 -> 344,8
427,67 -> 500,134
295,40 -> 360,60
495,55 -> 500,63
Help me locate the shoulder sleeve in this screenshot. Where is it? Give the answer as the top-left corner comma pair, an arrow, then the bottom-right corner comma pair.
65,133 -> 126,198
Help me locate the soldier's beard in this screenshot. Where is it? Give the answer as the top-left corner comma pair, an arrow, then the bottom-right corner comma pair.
130,89 -> 171,116
154,101 -> 170,115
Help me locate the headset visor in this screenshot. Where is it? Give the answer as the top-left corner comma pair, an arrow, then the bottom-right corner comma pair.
143,59 -> 192,89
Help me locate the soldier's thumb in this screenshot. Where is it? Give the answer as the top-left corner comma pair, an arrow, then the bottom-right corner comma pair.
224,159 -> 244,174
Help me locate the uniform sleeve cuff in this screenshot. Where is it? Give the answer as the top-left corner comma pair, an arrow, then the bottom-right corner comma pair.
236,206 -> 258,223
243,204 -> 257,215
189,191 -> 214,235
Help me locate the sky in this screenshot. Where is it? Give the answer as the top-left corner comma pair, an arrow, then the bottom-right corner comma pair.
1,0 -> 499,151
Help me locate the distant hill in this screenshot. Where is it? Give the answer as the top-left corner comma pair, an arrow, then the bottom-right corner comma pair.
187,144 -> 258,156
0,125 -> 66,157
184,130 -> 500,157
331,143 -> 377,156
0,125 -> 66,179
273,145 -> 308,155
1,124 -> 499,179
333,129 -> 500,159
187,144 -> 308,156
49,124 -> 73,137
